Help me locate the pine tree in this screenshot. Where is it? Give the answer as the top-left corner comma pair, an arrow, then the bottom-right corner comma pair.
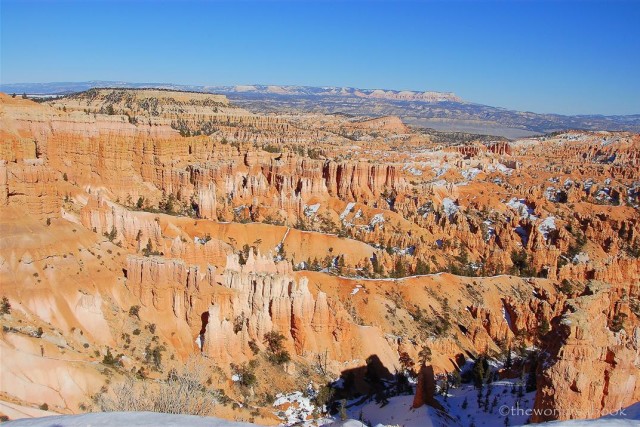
538,317 -> 550,336
526,356 -> 538,392
418,346 -> 432,364
414,258 -> 430,275
461,397 -> 468,409
472,356 -> 487,389
392,258 -> 406,278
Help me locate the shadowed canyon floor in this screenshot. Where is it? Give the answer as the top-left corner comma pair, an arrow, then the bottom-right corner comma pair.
0,89 -> 639,426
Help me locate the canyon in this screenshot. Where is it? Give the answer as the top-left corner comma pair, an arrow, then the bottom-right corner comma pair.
0,89 -> 638,426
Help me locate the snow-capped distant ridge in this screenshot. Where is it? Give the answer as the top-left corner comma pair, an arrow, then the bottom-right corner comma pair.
0,81 -> 461,103
221,84 -> 462,102
3,81 -> 639,135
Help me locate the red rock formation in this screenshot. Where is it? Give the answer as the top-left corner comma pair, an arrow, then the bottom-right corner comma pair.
533,282 -> 640,422
412,364 -> 444,410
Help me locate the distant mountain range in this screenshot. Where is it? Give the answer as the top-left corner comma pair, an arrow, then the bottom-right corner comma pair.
2,80 -> 639,138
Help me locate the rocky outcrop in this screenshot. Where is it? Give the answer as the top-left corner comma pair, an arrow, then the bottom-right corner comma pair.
81,196 -> 163,249
412,364 -> 444,410
126,249 -> 399,368
0,160 -> 60,222
533,282 -> 640,422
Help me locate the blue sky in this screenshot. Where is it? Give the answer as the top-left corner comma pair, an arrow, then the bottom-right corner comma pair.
1,0 -> 639,115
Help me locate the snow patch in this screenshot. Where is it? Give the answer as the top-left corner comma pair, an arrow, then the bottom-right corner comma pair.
403,165 -> 423,176
461,168 -> 481,180
432,165 -> 450,178
572,252 -> 590,264
483,220 -> 495,242
368,213 -> 385,230
538,217 -> 556,240
506,198 -> 536,220
502,302 -> 514,332
340,202 -> 356,220
273,389 -> 317,425
304,203 -> 321,217
442,198 -> 459,217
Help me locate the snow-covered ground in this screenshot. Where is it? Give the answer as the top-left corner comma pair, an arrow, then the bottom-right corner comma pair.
337,383 -> 640,427
4,400 -> 639,427
318,356 -> 640,427
438,380 -> 536,426
545,402 -> 640,426
273,389 -> 318,425
2,411 -> 259,426
5,359 -> 638,427
345,394 -> 445,427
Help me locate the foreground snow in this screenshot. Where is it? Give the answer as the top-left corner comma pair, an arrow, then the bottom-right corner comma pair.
3,403 -> 640,427
335,377 -> 640,427
546,402 -> 640,427
2,411 -> 259,426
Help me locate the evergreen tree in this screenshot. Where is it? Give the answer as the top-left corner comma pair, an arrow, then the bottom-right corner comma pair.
418,346 -> 432,364
472,355 -> 488,389
414,258 -> 430,275
392,258 -> 406,278
526,356 -> 538,393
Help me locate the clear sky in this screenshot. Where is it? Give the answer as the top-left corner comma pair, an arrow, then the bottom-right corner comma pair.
1,0 -> 639,115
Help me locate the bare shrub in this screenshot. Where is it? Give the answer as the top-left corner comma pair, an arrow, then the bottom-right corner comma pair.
95,378 -> 151,412
95,356 -> 215,416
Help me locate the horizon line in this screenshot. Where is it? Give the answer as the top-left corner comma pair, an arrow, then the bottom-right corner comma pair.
1,80 -> 638,117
